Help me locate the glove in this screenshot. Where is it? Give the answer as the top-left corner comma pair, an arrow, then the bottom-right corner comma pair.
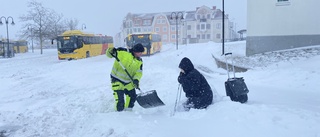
133,79 -> 140,90
109,47 -> 117,57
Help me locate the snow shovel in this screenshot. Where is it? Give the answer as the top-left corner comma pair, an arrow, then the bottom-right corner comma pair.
113,54 -> 165,108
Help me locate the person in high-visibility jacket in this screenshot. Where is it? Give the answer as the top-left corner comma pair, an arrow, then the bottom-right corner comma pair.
106,43 -> 145,111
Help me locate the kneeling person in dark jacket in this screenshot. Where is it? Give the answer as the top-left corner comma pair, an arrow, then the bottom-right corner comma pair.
178,57 -> 213,110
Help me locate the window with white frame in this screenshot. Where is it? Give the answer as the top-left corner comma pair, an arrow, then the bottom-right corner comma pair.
188,25 -> 191,30
171,34 -> 176,39
163,35 -> 167,40
216,34 -> 221,39
201,23 -> 205,30
216,23 -> 221,29
162,19 -> 166,24
163,27 -> 167,32
155,27 -> 160,32
206,34 -> 211,39
201,34 -> 205,39
171,26 -> 176,31
206,24 -> 211,29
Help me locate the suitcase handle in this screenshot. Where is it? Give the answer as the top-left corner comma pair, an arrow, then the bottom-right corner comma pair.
224,52 -> 232,56
224,52 -> 236,79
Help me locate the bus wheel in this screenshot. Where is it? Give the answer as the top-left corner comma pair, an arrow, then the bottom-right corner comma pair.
86,52 -> 90,58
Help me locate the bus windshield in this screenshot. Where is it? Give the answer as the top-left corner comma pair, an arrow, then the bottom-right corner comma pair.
131,34 -> 150,46
56,36 -> 79,49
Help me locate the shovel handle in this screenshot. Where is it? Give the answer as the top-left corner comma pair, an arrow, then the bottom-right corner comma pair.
114,55 -> 142,92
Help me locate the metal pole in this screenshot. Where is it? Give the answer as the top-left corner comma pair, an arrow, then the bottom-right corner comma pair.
222,0 -> 225,55
186,21 -> 188,46
31,28 -> 34,53
6,21 -> 10,57
176,18 -> 178,50
0,16 -> 14,58
170,12 -> 184,50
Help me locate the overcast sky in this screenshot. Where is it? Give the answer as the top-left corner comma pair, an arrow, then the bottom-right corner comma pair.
1,0 -> 247,39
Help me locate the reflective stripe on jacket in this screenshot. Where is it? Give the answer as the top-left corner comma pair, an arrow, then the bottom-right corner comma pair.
106,47 -> 143,84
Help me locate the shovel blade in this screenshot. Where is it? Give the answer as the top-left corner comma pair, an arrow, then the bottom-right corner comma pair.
136,90 -> 165,108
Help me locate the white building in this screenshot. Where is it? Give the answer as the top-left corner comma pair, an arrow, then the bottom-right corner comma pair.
246,0 -> 320,56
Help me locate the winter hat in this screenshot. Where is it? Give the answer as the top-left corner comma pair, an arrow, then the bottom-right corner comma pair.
132,43 -> 145,52
179,57 -> 194,73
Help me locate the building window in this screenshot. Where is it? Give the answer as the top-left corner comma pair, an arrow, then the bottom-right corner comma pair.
163,27 -> 167,32
143,20 -> 151,25
201,24 -> 205,30
163,35 -> 167,40
201,34 -> 205,39
207,14 -> 211,19
187,35 -> 191,38
206,24 -> 211,29
188,25 -> 191,30
197,35 -> 200,39
278,0 -> 288,1
216,34 -> 221,39
197,25 -> 200,30
172,34 -> 176,39
134,20 -> 141,25
216,23 -> 221,29
171,26 -> 176,31
207,34 -> 211,39
155,27 -> 160,32
157,20 -> 161,24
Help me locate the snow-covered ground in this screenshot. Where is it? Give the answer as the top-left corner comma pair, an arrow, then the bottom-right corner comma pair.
0,41 -> 319,137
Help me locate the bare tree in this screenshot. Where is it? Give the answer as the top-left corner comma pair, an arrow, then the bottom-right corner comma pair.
19,0 -> 66,54
65,18 -> 79,30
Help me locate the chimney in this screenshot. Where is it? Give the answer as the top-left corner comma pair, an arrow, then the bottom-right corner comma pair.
212,6 -> 216,10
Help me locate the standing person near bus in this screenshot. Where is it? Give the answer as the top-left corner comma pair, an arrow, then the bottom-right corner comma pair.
106,43 -> 145,112
146,43 -> 151,56
178,57 -> 213,110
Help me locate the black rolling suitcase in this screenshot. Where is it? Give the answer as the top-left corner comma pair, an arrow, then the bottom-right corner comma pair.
224,53 -> 249,103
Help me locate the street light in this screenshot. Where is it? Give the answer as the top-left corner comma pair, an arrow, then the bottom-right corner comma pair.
170,12 -> 184,50
222,0 -> 225,55
82,23 -> 86,30
0,16 -> 15,58
28,26 -> 34,53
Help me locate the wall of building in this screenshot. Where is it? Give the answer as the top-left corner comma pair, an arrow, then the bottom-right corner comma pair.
247,0 -> 320,56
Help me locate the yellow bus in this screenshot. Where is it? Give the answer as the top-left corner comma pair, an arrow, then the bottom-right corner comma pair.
125,33 -> 162,56
13,40 -> 28,53
52,30 -> 113,60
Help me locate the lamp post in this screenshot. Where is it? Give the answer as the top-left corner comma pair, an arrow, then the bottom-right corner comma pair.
170,12 -> 184,50
0,16 -> 15,58
82,23 -> 86,30
28,26 -> 34,53
222,0 -> 225,55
